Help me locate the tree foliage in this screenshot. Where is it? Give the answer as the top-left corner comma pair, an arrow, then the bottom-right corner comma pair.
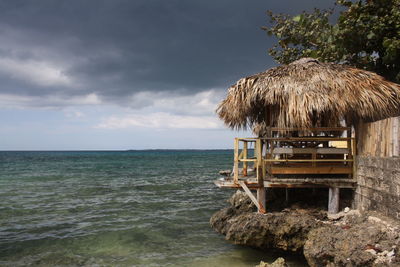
263,0 -> 400,83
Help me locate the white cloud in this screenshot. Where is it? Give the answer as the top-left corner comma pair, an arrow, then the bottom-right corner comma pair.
64,110 -> 85,118
127,89 -> 225,116
0,92 -> 101,108
96,89 -> 227,130
0,57 -> 73,87
96,112 -> 221,129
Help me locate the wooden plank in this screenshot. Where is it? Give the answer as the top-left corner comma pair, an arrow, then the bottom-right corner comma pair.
214,178 -> 356,189
243,141 -> 248,176
238,181 -> 261,211
215,179 -> 356,189
270,166 -> 352,174
266,178 -> 356,183
263,137 -> 353,141
255,139 -> 263,182
234,138 -> 239,184
238,150 -> 244,159
347,125 -> 352,157
267,147 -> 351,155
264,159 -> 353,162
254,139 -> 266,213
266,136 -> 350,142
317,148 -> 350,154
240,137 -> 352,141
239,159 -> 257,162
268,148 -> 317,154
356,117 -> 400,157
270,127 -> 350,132
352,137 -> 356,179
266,183 -> 355,188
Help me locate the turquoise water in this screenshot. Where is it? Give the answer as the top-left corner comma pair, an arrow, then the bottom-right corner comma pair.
0,151 -> 304,266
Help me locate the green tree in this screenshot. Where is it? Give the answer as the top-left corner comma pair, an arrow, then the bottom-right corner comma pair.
263,0 -> 400,82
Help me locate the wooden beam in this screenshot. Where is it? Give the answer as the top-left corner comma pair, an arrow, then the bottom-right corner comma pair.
262,137 -> 353,141
285,188 -> 289,203
239,159 -> 257,162
256,139 -> 266,214
270,166 -> 352,174
257,187 -> 266,214
214,179 -> 356,189
239,181 -> 263,212
268,147 -> 350,154
265,178 -> 356,183
270,127 -> 351,132
264,159 -> 354,162
255,139 -> 262,181
243,141 -> 248,176
234,138 -> 239,184
328,187 -> 340,214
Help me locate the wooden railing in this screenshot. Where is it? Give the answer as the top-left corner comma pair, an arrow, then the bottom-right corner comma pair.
233,127 -> 356,184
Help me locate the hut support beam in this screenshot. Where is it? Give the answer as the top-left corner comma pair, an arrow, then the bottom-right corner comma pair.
239,181 -> 264,213
243,141 -> 248,176
255,138 -> 266,213
285,188 -> 290,204
257,187 -> 266,213
233,138 -> 239,184
328,187 -> 340,214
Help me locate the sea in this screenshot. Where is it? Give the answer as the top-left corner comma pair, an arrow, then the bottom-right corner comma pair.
0,150 -> 305,266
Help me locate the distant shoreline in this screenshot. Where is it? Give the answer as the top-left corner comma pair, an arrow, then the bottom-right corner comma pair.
0,149 -> 234,152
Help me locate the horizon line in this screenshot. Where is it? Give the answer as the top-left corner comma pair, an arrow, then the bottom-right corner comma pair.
0,148 -> 237,152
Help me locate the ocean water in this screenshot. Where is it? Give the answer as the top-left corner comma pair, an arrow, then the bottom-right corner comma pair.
0,150 -> 305,266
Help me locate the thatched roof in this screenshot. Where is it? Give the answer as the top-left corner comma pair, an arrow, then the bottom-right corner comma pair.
217,58 -> 400,132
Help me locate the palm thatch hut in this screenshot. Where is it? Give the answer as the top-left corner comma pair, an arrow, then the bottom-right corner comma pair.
215,58 -> 400,214
217,58 -> 400,134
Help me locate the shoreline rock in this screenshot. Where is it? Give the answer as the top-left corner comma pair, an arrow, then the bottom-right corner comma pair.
210,191 -> 400,267
257,257 -> 288,267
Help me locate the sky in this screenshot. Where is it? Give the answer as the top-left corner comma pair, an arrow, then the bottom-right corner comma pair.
0,0 -> 335,150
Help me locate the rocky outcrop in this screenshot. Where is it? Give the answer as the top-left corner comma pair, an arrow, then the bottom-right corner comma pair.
210,191 -> 400,267
304,213 -> 400,266
210,191 -> 325,252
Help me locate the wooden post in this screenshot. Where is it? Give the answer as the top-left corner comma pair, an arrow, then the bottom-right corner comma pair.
312,152 -> 316,167
257,187 -> 266,213
256,138 -> 266,213
347,127 -> 352,179
285,188 -> 289,204
234,138 -> 239,184
238,181 -> 260,210
243,141 -> 248,176
328,187 -> 340,214
352,137 -> 356,179
255,139 -> 261,181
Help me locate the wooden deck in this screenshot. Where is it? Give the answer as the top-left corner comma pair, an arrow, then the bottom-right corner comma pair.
216,127 -> 357,214
215,177 -> 357,189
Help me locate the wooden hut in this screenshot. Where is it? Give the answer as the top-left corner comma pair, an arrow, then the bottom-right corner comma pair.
215,58 -> 400,214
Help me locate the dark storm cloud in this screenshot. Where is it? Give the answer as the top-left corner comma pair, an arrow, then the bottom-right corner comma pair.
0,0 -> 335,105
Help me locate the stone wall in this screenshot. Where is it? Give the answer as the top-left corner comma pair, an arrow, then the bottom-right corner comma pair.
355,156 -> 400,220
